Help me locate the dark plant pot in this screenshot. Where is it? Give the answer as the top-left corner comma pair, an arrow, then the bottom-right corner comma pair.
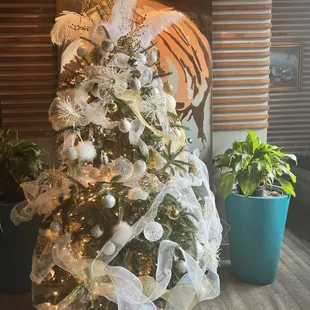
0,202 -> 42,293
225,186 -> 290,285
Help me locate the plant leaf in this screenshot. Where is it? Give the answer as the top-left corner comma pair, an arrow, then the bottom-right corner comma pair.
276,177 -> 296,197
220,172 -> 235,200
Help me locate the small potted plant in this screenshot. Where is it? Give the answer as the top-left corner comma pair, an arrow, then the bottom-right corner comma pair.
0,128 -> 46,293
213,130 -> 297,285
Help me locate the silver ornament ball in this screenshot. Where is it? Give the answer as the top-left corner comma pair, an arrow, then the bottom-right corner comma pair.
177,260 -> 187,274
101,39 -> 115,52
77,46 -> 88,57
129,78 -> 142,91
101,194 -> 116,209
50,220 -> 62,232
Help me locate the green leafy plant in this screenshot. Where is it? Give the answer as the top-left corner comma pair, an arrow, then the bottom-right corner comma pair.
0,128 -> 46,203
213,130 -> 297,199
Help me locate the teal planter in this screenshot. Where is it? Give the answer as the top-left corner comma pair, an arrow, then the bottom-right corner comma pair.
225,189 -> 290,285
0,202 -> 41,293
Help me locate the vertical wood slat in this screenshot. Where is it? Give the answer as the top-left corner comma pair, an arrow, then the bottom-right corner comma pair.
268,0 -> 310,154
212,0 -> 272,131
0,1 -> 57,135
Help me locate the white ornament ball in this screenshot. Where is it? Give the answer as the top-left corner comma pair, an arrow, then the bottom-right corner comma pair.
150,87 -> 160,97
50,220 -> 62,232
173,128 -> 182,139
166,94 -> 177,112
133,160 -> 147,175
118,119 -> 132,133
112,222 -> 133,245
102,241 -> 116,256
177,260 -> 188,274
91,225 -> 104,238
101,194 -> 116,209
76,141 -> 97,162
135,53 -> 147,64
143,221 -> 164,242
129,78 -> 142,91
65,146 -> 78,160
147,52 -> 158,66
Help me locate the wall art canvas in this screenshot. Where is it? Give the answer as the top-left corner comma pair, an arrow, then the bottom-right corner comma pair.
270,43 -> 303,91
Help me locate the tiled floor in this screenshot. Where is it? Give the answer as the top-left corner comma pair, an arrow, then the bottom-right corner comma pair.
1,229 -> 310,310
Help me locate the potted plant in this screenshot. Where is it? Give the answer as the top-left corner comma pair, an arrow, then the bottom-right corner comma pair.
213,130 -> 297,285
0,128 -> 46,293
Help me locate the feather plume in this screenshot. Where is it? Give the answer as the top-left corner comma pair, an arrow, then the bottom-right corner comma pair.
133,11 -> 185,48
51,11 -> 102,46
109,0 -> 137,37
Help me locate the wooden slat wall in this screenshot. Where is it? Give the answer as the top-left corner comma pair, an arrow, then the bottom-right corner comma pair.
212,0 -> 272,131
0,1 -> 57,136
268,0 -> 310,154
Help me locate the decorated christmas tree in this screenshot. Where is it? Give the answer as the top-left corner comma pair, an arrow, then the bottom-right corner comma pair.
11,1 -> 222,309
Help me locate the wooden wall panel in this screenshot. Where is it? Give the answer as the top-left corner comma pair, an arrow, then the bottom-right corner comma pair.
212,0 -> 272,131
268,0 -> 310,154
0,1 -> 57,136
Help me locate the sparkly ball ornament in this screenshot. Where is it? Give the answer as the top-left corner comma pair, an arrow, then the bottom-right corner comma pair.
50,220 -> 62,232
163,82 -> 174,94
65,146 -> 78,160
107,101 -> 118,113
102,241 -> 116,256
111,157 -> 134,180
76,141 -> 97,162
101,39 -> 115,52
129,78 -> 142,91
166,205 -> 180,220
118,118 -> 132,133
91,225 -> 104,238
117,36 -> 138,55
177,260 -> 187,274
139,174 -> 159,193
77,46 -> 88,57
101,194 -> 116,209
166,94 -> 176,112
143,221 -> 164,242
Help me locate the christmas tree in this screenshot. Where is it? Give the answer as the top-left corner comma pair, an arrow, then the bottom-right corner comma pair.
11,1 -> 222,309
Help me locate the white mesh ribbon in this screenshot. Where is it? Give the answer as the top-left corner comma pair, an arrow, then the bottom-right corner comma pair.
31,150 -> 222,310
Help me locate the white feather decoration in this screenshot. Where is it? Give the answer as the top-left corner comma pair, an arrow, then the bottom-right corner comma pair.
109,0 -> 137,37
133,11 -> 185,48
61,39 -> 83,72
51,11 -> 102,46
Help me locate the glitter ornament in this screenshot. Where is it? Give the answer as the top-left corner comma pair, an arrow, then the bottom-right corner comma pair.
102,241 -> 116,256
166,205 -> 180,220
76,141 -> 97,162
101,194 -> 116,209
65,146 -> 78,160
101,39 -> 115,52
50,220 -> 62,232
111,157 -> 134,180
143,221 -> 163,242
177,260 -> 187,274
91,225 -> 104,238
163,82 -> 173,94
77,46 -> 88,57
139,174 -> 158,193
107,101 -> 118,113
117,36 -> 138,55
166,94 -> 176,112
118,119 -> 132,133
187,137 -> 193,144
129,78 -> 142,91
128,57 -> 138,67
